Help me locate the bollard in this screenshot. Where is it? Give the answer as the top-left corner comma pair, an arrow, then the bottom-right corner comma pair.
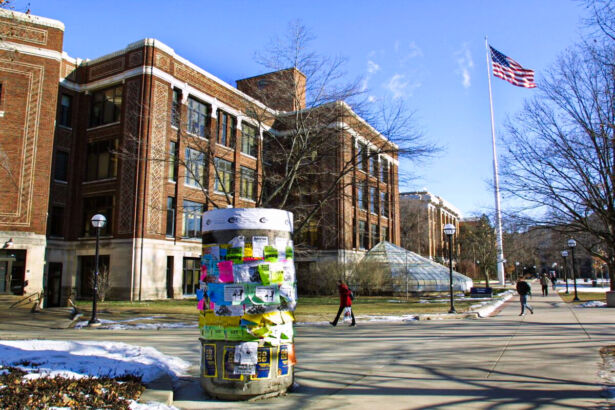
197,208 -> 296,400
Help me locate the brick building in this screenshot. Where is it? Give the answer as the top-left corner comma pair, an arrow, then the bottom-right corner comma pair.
0,9 -> 400,303
399,191 -> 460,261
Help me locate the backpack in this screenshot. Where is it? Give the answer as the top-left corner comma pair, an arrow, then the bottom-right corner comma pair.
517,281 -> 530,295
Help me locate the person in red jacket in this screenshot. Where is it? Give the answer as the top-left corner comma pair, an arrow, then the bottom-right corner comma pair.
330,280 -> 356,327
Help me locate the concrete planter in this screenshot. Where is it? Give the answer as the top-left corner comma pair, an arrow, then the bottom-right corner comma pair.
606,291 -> 615,307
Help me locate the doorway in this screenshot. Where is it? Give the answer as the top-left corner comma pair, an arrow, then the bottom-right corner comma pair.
47,262 -> 63,307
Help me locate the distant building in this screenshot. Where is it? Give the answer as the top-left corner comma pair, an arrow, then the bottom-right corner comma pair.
399,191 -> 461,261
0,9 -> 400,303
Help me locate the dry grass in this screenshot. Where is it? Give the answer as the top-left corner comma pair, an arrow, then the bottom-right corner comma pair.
75,294 -> 496,323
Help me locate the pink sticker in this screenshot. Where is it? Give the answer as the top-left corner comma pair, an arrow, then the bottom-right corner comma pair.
200,265 -> 207,281
218,260 -> 234,283
197,299 -> 205,311
209,302 -> 215,310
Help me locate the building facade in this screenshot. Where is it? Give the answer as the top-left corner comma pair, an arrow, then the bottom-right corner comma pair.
399,191 -> 460,261
0,9 -> 400,303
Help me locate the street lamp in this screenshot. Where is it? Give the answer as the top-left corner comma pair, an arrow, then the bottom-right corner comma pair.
568,238 -> 580,302
443,223 -> 456,314
515,261 -> 520,282
88,214 -> 107,326
561,250 -> 569,294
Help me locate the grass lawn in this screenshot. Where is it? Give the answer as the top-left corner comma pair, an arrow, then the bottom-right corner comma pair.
75,293 -> 497,323
558,291 -> 606,304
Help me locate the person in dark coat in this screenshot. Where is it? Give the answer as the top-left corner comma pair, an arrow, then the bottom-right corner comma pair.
330,280 -> 356,327
516,279 -> 534,316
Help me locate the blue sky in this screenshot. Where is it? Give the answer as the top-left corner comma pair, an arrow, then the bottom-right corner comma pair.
14,1 -> 587,216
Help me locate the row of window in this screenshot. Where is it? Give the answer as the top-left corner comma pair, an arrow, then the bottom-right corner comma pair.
357,141 -> 390,183
356,182 -> 389,217
74,255 -> 204,297
60,86 -> 259,160
355,220 -> 389,250
177,145 -> 256,200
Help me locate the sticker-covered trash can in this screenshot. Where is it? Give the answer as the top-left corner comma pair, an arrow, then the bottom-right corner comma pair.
197,208 -> 297,400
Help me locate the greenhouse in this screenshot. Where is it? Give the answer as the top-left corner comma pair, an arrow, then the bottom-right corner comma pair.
359,241 -> 474,292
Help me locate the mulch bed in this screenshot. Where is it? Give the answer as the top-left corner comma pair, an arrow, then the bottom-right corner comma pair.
0,365 -> 145,409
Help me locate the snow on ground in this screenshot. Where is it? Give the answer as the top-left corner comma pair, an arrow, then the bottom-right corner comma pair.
74,318 -> 198,330
580,300 -> 608,308
0,340 -> 190,383
473,290 -> 515,317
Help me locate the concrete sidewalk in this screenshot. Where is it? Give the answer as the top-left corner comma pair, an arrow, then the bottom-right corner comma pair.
1,284 -> 613,409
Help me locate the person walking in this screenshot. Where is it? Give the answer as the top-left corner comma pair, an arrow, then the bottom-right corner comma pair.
550,273 -> 557,291
330,279 -> 356,327
516,278 -> 534,316
540,273 -> 549,296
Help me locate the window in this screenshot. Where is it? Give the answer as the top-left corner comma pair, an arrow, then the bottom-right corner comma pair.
381,226 -> 388,242
86,139 -> 118,181
380,191 -> 388,217
217,112 -> 236,148
48,205 -> 64,237
219,112 -> 228,146
357,141 -> 368,172
214,158 -> 234,194
241,124 -> 257,157
371,223 -> 379,247
168,141 -> 177,182
358,181 -> 368,210
54,151 -> 69,182
90,85 -> 122,127
359,220 -> 368,249
370,155 -> 378,177
187,97 -> 208,137
182,200 -> 203,239
369,186 -> 377,214
166,197 -> 175,237
58,94 -> 72,127
240,166 -> 256,201
381,160 -> 389,183
182,257 -> 200,295
184,147 -> 205,187
171,89 -> 181,127
82,195 -> 113,237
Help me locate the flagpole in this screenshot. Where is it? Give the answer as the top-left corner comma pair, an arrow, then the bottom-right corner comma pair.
485,37 -> 506,286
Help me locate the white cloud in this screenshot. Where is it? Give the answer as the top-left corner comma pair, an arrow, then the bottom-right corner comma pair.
367,60 -> 380,74
384,74 -> 420,99
406,41 -> 423,59
455,43 -> 474,89
367,95 -> 377,103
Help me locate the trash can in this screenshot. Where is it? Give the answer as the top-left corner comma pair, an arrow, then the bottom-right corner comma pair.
197,208 -> 297,400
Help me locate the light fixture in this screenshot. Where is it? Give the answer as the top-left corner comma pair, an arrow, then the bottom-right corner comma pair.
443,223 -> 456,313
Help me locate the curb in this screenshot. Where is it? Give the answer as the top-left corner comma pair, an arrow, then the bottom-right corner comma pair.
140,374 -> 174,406
417,312 -> 480,320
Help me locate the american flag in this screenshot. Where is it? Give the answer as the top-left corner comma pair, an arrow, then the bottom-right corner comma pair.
490,46 -> 536,88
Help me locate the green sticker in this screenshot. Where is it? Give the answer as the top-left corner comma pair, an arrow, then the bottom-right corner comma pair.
227,247 -> 243,263
258,264 -> 271,286
270,270 -> 284,284
285,246 -> 293,260
264,246 -> 278,262
225,326 -> 243,341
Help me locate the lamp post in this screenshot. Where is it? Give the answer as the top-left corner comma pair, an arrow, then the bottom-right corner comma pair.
88,214 -> 107,326
568,238 -> 579,301
444,223 -> 456,313
515,261 -> 520,282
561,250 -> 569,294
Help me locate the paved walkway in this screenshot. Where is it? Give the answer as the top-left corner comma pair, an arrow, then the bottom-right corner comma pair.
1,283 -> 614,409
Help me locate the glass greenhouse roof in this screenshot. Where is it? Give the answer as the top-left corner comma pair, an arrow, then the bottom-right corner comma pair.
360,241 -> 474,292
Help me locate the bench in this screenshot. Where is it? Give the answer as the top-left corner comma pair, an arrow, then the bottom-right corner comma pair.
470,287 -> 493,298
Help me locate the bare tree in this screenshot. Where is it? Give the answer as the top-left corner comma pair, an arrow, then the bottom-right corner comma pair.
458,215 -> 497,286
500,34 -> 615,289
240,21 -> 436,242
